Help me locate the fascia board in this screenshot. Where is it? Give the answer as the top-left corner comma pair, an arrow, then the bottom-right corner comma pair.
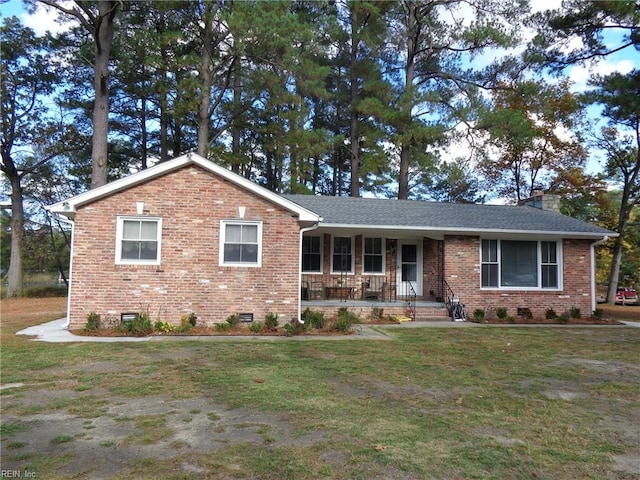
316,222 -> 617,239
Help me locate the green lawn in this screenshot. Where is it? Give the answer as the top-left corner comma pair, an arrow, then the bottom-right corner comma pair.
1,307 -> 639,479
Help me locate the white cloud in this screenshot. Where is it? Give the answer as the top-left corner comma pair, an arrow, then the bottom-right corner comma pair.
530,0 -> 562,14
568,58 -> 637,93
4,0 -> 75,36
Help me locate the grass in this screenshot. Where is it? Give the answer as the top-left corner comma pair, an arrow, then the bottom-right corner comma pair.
1,297 -> 639,479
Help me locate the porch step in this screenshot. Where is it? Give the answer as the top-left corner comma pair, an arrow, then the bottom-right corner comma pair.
413,307 -> 450,322
303,300 -> 450,322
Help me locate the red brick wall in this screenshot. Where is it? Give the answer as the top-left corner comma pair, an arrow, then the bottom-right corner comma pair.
443,235 -> 594,319
68,165 -> 300,329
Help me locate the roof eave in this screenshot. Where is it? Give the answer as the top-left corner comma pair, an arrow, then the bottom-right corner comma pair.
315,222 -> 616,239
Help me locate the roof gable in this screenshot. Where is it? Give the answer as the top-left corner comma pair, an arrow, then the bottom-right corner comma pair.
47,153 -> 320,222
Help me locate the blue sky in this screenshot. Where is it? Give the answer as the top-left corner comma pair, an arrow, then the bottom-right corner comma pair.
3,0 -> 638,187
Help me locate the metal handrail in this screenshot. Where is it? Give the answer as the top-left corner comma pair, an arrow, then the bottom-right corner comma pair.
443,279 -> 465,321
443,279 -> 455,310
406,281 -> 417,322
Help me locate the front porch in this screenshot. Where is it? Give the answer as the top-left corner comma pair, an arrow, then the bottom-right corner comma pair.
301,298 -> 450,322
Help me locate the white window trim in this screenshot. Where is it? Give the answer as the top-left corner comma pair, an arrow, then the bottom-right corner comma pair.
480,238 -> 563,291
219,220 -> 263,267
115,216 -> 162,265
362,236 -> 386,275
302,234 -> 323,274
330,235 -> 355,274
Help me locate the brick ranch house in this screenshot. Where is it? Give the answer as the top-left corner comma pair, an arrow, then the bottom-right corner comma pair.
47,153 -> 615,330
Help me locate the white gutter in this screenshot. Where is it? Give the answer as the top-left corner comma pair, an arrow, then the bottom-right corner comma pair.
49,212 -> 75,329
312,222 -> 615,240
590,235 -> 610,313
297,220 -> 322,323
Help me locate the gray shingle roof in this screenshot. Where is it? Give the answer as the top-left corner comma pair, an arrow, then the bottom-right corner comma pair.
283,194 -> 614,237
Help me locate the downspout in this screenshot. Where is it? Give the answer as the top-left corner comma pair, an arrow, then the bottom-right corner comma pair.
50,212 -> 75,329
298,219 -> 322,323
590,235 -> 609,314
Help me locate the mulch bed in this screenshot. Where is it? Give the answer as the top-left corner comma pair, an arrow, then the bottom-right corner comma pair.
469,318 -> 624,325
69,326 -> 360,338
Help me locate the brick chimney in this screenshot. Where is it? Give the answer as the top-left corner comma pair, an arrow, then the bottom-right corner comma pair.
519,191 -> 561,213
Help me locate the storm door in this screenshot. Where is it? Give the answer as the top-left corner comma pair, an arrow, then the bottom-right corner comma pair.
397,241 -> 422,297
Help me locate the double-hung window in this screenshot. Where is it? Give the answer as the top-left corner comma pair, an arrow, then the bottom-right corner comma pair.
481,239 -> 560,289
331,236 -> 353,273
116,217 -> 162,265
541,241 -> 559,288
363,237 -> 384,274
220,221 -> 262,266
302,235 -> 322,273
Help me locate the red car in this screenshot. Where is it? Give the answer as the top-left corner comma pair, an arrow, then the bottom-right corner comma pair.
616,287 -> 638,304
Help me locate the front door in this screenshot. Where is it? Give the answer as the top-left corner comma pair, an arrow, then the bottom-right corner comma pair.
397,240 -> 422,297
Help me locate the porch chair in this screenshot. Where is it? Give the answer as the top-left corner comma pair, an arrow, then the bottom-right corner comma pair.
309,279 -> 325,300
362,276 -> 386,301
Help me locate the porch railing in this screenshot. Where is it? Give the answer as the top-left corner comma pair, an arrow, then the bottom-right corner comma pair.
403,281 -> 417,322
443,279 -> 458,321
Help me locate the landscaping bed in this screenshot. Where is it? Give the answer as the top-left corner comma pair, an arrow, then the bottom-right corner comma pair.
467,305 -> 630,325
72,307 -> 379,338
469,316 -> 624,325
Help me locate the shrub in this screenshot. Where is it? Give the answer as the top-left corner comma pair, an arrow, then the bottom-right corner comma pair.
472,308 -> 485,322
248,321 -> 263,333
371,307 -> 384,320
592,308 -> 604,319
120,311 -> 153,337
496,307 -> 508,320
332,308 -> 361,333
283,323 -> 295,336
186,312 -> 197,327
226,314 -> 241,328
301,308 -> 325,330
559,312 -> 570,323
85,312 -> 101,332
264,313 -> 279,331
569,306 -> 581,319
215,323 -> 230,332
545,308 -> 558,320
176,313 -> 197,333
154,321 -> 175,333
334,317 -> 354,333
506,316 -> 516,323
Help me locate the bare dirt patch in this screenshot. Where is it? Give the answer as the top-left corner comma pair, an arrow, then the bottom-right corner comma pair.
1,296 -> 67,330
600,303 -> 640,322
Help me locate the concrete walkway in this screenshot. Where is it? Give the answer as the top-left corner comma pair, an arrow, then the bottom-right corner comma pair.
15,317 -> 639,343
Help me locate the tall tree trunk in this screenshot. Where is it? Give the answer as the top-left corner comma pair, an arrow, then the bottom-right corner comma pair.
231,59 -> 242,173
398,1 -> 417,200
6,170 -> 25,297
349,8 -> 360,197
197,1 -> 215,158
159,81 -> 169,161
606,155 -> 639,303
606,238 -> 624,303
90,0 -> 117,189
140,95 -> 148,169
